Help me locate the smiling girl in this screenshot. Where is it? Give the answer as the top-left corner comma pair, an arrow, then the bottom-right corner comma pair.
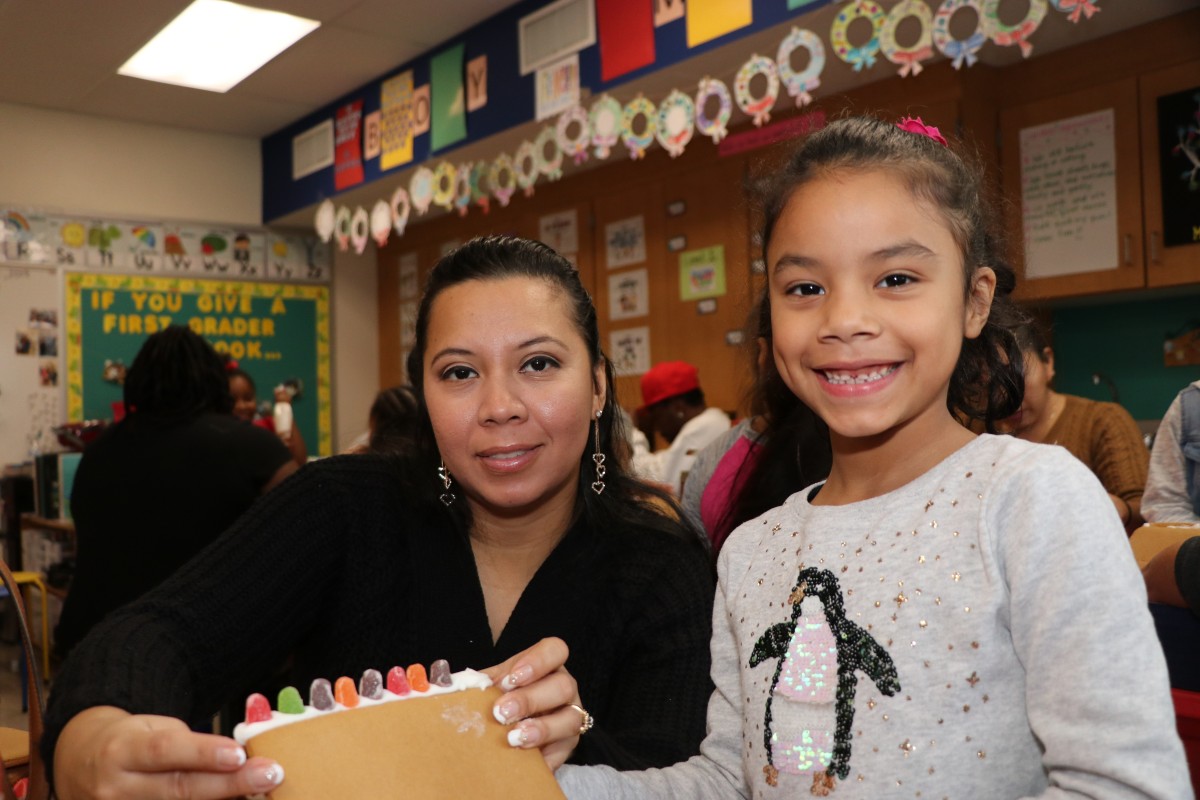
555,117 -> 1190,798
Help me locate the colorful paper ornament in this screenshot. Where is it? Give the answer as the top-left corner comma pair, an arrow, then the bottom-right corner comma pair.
370,199 -> 392,247
982,0 -> 1047,58
533,126 -> 564,181
933,0 -> 987,70
431,161 -> 457,211
333,205 -> 352,251
589,95 -> 623,160
776,28 -> 825,107
489,153 -> 517,207
453,162 -> 473,217
695,78 -> 733,144
655,90 -> 695,158
556,105 -> 591,165
1050,0 -> 1100,23
349,206 -> 370,255
830,0 -> 885,72
469,162 -> 491,214
513,140 -> 539,197
314,199 -> 335,243
880,0 -> 934,77
621,96 -> 658,160
389,186 -> 410,238
409,166 -> 434,215
734,54 -> 780,128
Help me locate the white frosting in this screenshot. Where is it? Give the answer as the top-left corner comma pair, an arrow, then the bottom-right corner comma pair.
233,668 -> 493,744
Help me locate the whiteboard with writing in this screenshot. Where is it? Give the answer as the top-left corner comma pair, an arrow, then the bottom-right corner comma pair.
1019,109 -> 1119,279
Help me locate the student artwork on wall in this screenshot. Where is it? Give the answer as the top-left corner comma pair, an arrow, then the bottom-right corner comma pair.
399,300 -> 417,348
679,245 -> 727,301
267,234 -> 331,283
65,273 -> 333,456
0,210 -> 57,264
609,326 -> 651,376
605,215 -> 646,268
381,70 -> 416,170
398,252 -> 419,299
536,55 -> 581,122
1155,85 -> 1200,248
538,209 -> 579,256
608,268 -> 649,321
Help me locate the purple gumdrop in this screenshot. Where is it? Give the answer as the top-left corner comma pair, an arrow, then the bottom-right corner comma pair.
310,677 -> 335,710
430,658 -> 453,688
359,668 -> 384,700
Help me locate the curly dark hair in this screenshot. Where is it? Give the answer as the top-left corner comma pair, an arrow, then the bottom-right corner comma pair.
123,326 -> 233,421
752,115 -> 1028,430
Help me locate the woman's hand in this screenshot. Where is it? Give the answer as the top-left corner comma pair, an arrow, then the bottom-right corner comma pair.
482,637 -> 591,771
54,706 -> 285,800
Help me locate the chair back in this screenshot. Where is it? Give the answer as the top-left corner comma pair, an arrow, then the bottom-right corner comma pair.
0,560 -> 47,800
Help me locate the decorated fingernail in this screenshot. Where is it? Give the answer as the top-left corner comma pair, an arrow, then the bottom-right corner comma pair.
310,678 -> 334,711
334,676 -> 359,707
244,693 -> 271,724
360,668 -> 384,700
430,659 -> 453,687
494,698 -> 519,725
506,720 -> 540,747
216,746 -> 246,767
387,666 -> 410,696
407,663 -> 430,692
277,686 -> 304,714
250,763 -> 285,790
502,664 -> 533,690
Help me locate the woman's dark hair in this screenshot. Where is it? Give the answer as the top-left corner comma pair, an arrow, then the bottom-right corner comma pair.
124,325 -> 232,421
367,385 -> 420,455
404,235 -> 691,541
723,285 -> 832,539
1012,318 -> 1052,364
753,115 -> 1027,430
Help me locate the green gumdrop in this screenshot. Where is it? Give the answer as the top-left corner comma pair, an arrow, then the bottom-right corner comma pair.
277,686 -> 305,714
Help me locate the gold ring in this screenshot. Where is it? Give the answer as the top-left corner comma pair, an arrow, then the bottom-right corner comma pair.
567,703 -> 594,735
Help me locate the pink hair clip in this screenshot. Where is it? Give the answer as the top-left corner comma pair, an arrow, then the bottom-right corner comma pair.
896,116 -> 948,147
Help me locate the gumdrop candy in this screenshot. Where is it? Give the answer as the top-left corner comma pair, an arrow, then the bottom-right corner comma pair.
387,666 -> 411,695
430,659 -> 453,687
407,663 -> 430,692
277,686 -> 304,714
360,668 -> 384,700
245,693 -> 271,724
334,676 -> 360,707
310,677 -> 335,710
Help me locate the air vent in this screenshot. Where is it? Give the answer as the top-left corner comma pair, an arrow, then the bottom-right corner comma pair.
519,0 -> 595,76
292,119 -> 334,180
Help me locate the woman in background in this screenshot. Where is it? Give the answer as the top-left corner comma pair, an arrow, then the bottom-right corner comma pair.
1000,319 -> 1148,532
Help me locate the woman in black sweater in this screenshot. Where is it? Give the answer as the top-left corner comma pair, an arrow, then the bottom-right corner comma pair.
48,237 -> 715,799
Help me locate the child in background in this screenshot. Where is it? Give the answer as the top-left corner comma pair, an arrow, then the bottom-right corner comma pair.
554,116 -> 1189,797
226,361 -> 307,466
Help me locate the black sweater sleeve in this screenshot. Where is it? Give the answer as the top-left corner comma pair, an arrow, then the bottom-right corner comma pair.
41,457 -> 369,778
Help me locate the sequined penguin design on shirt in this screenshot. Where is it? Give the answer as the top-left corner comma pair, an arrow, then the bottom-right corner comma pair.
750,566 -> 900,794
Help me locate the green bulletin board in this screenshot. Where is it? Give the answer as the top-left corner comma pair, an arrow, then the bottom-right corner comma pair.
65,272 -> 331,456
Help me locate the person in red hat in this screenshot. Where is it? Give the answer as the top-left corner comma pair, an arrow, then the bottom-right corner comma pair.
631,360 -> 731,496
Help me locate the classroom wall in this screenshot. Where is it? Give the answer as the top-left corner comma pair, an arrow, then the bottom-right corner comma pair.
0,101 -> 381,454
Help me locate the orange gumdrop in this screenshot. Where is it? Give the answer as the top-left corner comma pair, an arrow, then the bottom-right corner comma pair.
334,676 -> 360,707
407,663 -> 430,692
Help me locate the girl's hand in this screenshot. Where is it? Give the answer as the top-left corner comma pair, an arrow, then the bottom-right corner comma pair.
482,637 -> 591,771
54,706 -> 285,800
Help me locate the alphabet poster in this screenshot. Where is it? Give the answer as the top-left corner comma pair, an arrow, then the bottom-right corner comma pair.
66,273 -> 332,456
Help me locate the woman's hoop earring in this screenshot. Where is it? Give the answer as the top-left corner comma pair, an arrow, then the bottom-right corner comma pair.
437,460 -> 456,506
591,409 -> 606,496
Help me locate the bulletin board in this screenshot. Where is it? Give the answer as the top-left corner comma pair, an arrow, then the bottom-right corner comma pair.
0,265 -> 64,466
65,273 -> 332,456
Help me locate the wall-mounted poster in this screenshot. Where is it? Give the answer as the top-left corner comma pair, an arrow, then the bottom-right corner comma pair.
1156,86 -> 1200,248
267,234 -> 331,283
1018,109 -> 1118,278
608,268 -> 649,320
1,210 -> 56,263
605,215 -> 646,268
399,300 -> 417,348
50,216 -> 89,267
399,252 -> 419,299
609,326 -> 651,376
66,272 -> 332,455
679,245 -> 726,301
535,54 -> 580,122
539,209 -> 578,256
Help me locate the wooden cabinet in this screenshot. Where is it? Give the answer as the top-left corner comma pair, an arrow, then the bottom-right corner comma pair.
1140,58 -> 1200,288
1000,77 -> 1144,301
